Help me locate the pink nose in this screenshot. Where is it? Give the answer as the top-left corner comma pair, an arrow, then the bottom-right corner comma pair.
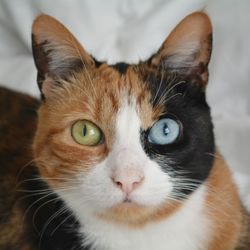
112,170 -> 144,194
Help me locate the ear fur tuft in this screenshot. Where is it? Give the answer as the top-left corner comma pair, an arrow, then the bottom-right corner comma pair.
32,14 -> 94,97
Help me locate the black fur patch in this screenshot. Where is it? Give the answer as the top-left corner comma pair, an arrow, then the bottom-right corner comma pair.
93,58 -> 103,68
111,62 -> 129,74
21,168 -> 91,250
140,71 -> 215,198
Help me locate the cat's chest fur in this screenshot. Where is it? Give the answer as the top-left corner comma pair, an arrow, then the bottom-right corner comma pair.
79,186 -> 210,250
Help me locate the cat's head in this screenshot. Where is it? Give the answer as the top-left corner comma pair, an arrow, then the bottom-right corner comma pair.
32,12 -> 214,226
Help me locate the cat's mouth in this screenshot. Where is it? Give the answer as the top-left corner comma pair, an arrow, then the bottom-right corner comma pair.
119,196 -> 143,207
107,195 -> 145,211
110,196 -> 150,214
117,198 -> 140,209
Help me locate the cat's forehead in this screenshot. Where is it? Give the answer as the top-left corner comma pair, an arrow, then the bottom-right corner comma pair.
64,63 -> 162,130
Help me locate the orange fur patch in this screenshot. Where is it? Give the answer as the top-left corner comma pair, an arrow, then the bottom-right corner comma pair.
205,153 -> 246,249
98,200 -> 181,228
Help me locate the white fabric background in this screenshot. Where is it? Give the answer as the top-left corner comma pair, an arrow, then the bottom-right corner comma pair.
0,0 -> 249,208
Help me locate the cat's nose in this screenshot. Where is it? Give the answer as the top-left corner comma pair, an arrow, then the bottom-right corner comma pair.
112,168 -> 144,194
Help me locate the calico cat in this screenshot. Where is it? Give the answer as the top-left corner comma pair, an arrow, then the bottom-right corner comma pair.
0,11 -> 249,250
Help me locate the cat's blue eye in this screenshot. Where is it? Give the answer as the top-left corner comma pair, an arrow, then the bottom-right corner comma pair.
148,118 -> 180,145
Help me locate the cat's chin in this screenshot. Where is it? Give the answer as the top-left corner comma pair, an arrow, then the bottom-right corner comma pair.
97,201 -> 152,226
97,199 -> 181,227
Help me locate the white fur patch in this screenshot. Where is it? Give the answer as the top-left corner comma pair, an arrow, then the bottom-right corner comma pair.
78,185 -> 210,250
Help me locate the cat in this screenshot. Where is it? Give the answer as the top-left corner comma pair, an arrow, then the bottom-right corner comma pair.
0,11 -> 249,250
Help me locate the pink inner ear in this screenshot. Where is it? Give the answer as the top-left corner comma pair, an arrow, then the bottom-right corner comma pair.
151,12 -> 212,70
32,14 -> 94,73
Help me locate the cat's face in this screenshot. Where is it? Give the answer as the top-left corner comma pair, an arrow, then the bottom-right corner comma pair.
32,12 -> 214,226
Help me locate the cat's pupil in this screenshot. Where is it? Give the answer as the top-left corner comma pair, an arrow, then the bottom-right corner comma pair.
82,124 -> 87,136
163,123 -> 170,136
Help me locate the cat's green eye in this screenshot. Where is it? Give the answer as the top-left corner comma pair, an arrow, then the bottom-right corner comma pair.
71,120 -> 103,146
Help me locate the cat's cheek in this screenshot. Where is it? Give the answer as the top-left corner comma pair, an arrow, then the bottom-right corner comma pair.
71,161 -> 124,212
80,163 -> 124,210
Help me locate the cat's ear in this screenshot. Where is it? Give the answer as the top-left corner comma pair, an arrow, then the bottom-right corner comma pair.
148,12 -> 212,86
32,14 -> 94,98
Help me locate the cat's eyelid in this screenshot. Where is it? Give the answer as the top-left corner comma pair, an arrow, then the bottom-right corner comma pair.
151,113 -> 181,127
61,113 -> 97,127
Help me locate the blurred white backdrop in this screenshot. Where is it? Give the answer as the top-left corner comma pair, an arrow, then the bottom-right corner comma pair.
0,0 -> 249,208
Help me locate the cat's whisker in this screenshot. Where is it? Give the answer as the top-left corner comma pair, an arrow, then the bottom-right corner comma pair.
15,157 -> 42,183
50,212 -> 73,236
174,177 -> 203,183
32,196 -> 63,233
15,177 -> 83,195
205,152 -> 222,160
154,80 -> 185,109
152,70 -> 166,104
69,35 -> 98,100
173,182 -> 202,187
18,193 -> 59,235
17,176 -> 80,184
22,192 -> 57,225
61,79 -> 91,100
42,206 -> 67,233
164,92 -> 183,104
17,186 -> 79,194
17,191 -> 53,202
38,205 -> 69,248
153,70 -> 177,101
